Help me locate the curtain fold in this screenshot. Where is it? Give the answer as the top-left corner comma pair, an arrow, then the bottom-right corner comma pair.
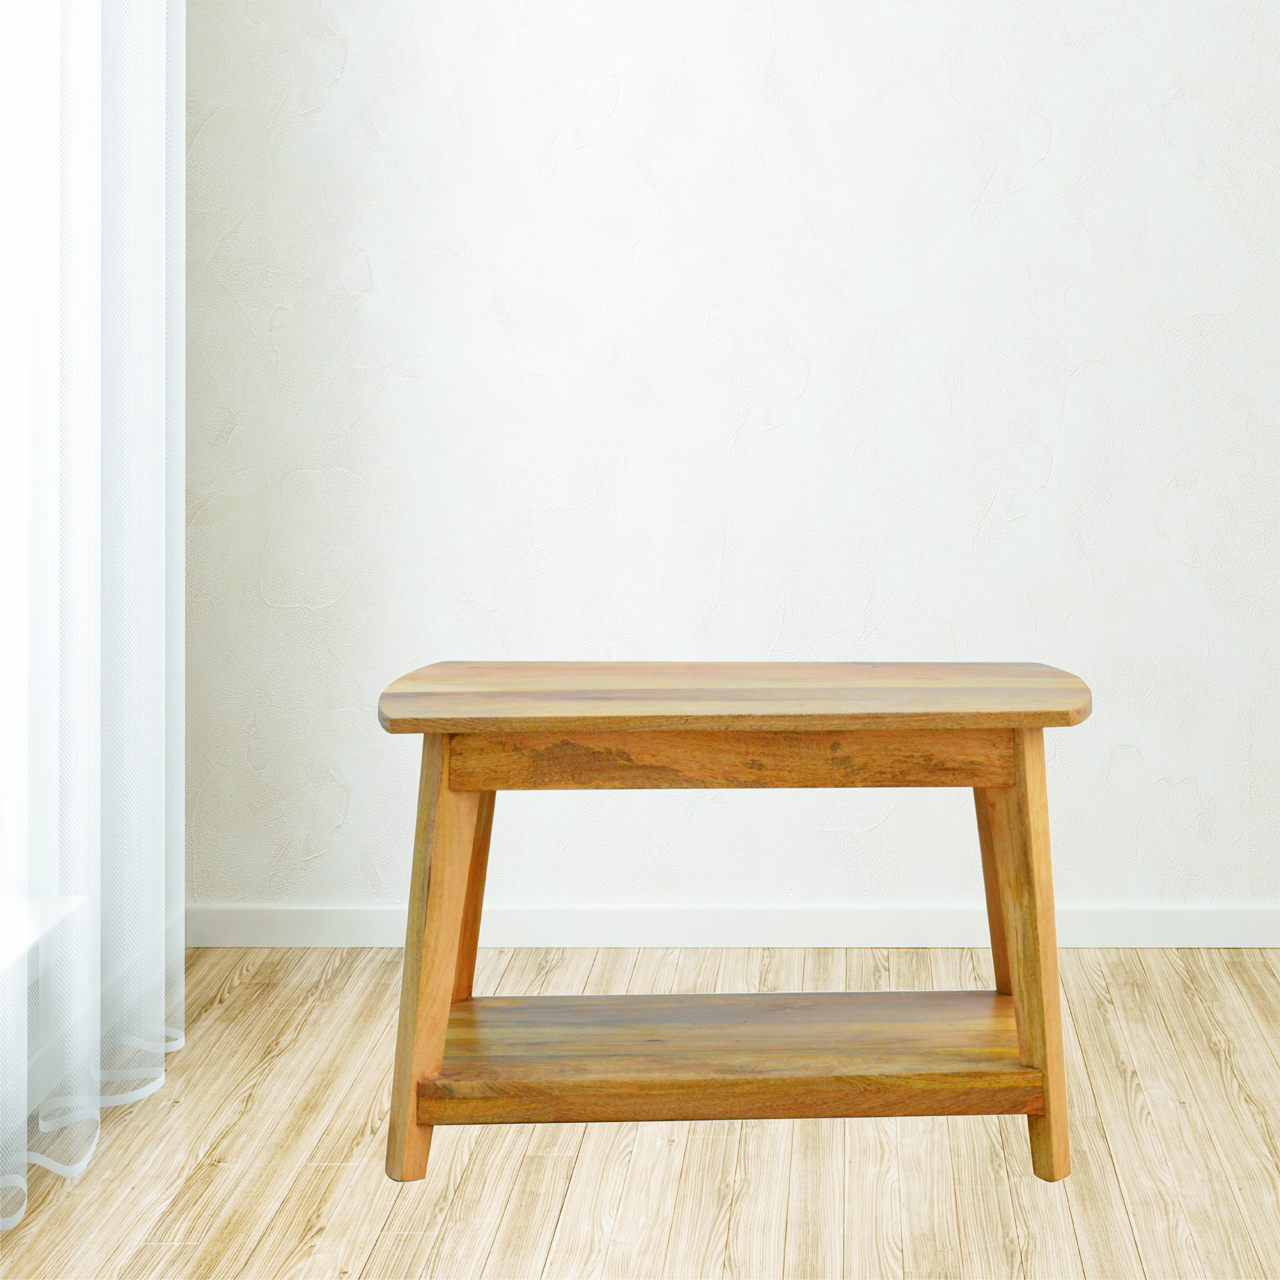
0,0 -> 183,1232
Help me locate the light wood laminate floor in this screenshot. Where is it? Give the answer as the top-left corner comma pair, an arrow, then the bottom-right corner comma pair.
3,947 -> 1279,1279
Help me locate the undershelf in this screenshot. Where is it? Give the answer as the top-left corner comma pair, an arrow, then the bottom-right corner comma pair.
418,990 -> 1044,1125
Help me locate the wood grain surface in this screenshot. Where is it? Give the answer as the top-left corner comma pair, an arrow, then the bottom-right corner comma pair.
985,728 -> 1071,1181
379,661 -> 1092,734
4,946 -> 1279,1280
385,735 -> 485,1181
449,727 -> 1015,790
973,791 -> 1012,995
415,990 -> 1042,1125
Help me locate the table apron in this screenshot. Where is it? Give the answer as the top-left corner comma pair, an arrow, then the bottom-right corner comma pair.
447,727 -> 1016,790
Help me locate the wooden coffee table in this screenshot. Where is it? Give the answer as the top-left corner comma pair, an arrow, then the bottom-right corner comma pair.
378,661 -> 1090,1185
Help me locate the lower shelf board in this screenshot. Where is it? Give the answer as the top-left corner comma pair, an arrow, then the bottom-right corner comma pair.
418,990 -> 1043,1124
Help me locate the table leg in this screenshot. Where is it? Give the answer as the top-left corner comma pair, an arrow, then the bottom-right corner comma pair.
386,734 -> 487,1181
988,728 -> 1070,1182
452,790 -> 496,1002
973,788 -> 1012,995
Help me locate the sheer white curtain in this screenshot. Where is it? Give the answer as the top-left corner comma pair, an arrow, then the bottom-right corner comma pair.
0,0 -> 184,1231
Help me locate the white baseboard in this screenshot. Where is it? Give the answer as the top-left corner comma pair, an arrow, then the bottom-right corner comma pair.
185,902 -> 1278,949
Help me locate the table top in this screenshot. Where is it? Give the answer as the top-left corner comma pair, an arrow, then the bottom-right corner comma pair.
378,662 -> 1091,733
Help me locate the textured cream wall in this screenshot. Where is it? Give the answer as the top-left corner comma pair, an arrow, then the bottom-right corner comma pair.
188,1 -> 1278,914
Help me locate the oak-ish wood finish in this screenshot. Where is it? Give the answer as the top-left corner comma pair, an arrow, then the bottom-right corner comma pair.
380,661 -> 1090,1189
451,789 -> 495,1003
988,729 -> 1071,1181
385,735 -> 484,1182
380,661 -> 1092,733
416,991 -> 1043,1125
975,788 -> 1013,993
450,727 -> 1014,790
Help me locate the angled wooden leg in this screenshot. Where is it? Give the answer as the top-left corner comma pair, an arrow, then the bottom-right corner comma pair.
386,734 -> 485,1182
452,790 -> 495,1002
988,728 -> 1070,1182
973,788 -> 1012,995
